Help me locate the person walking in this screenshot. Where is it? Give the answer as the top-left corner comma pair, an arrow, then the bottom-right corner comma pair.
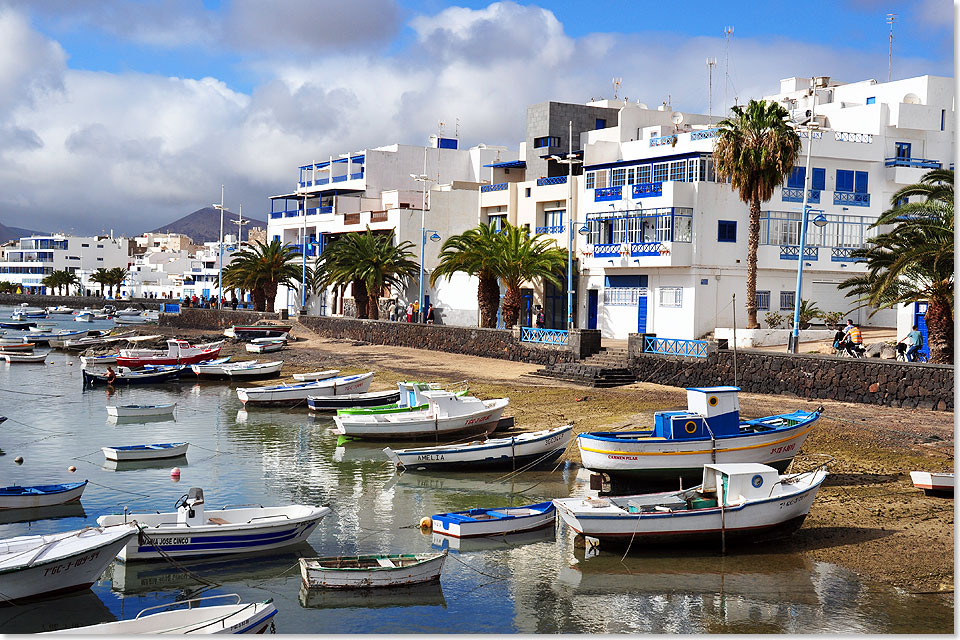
406,302 -> 414,323
386,299 -> 396,322
535,305 -> 545,329
425,304 -> 435,324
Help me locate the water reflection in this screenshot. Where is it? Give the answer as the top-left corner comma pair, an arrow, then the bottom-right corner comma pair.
0,589 -> 116,633
431,527 -> 555,553
299,581 -> 447,610
0,502 -> 86,526
101,455 -> 188,472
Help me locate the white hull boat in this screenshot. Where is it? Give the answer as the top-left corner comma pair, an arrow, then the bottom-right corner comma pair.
46,594 -> 277,634
115,308 -> 143,316
225,360 -> 283,378
237,372 -> 374,406
113,315 -> 153,325
910,471 -> 954,497
293,369 -> 340,382
300,552 -> 446,589
74,313 -> 94,323
45,307 -> 75,315
245,341 -> 284,353
24,329 -> 87,344
79,353 -> 118,367
553,462 -> 829,546
102,442 -> 189,461
384,425 -> 572,471
0,481 -> 88,510
432,502 -> 555,538
3,352 -> 47,363
0,524 -> 138,603
192,359 -> 258,377
106,403 -> 176,418
96,488 -> 332,560
334,391 -> 508,440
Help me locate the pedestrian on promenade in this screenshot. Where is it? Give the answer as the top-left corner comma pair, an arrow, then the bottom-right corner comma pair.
899,325 -> 924,362
406,302 -> 413,323
425,304 -> 435,324
386,299 -> 396,322
535,305 -> 545,329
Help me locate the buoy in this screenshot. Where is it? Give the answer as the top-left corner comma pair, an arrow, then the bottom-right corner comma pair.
14,456 -> 23,465
419,517 -> 432,530
68,465 -> 77,473
170,467 -> 181,481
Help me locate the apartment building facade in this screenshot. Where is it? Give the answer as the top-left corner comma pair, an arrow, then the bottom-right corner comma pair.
0,235 -> 131,295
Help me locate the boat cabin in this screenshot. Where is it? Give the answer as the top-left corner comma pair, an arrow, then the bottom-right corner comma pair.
700,463 -> 780,507
177,487 -> 206,525
421,390 -> 474,417
652,386 -> 741,439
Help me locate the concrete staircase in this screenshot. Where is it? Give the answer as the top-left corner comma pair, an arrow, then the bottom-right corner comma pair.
531,346 -> 636,388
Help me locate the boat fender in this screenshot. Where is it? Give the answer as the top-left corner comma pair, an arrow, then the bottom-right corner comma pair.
68,465 -> 77,473
419,517 -> 432,530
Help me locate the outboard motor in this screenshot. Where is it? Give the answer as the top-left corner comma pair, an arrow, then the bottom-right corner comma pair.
176,487 -> 206,525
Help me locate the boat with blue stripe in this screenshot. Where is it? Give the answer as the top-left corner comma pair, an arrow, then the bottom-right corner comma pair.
431,501 -> 556,539
0,481 -> 88,510
577,386 -> 821,485
96,487 -> 332,561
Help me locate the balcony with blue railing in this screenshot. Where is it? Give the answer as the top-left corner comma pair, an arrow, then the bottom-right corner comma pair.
833,191 -> 870,207
782,188 -> 821,204
535,225 -> 565,234
283,210 -> 301,217
349,172 -> 364,180
649,134 -> 677,147
630,242 -> 662,257
480,182 -> 509,193
594,186 -> 622,202
643,336 -> 708,358
319,205 -> 333,214
831,247 -> 865,262
520,327 -> 569,346
594,243 -> 623,258
332,175 -> 348,183
689,127 -> 720,141
269,212 -> 283,219
780,245 -> 819,261
316,177 -> 330,185
632,182 -> 663,198
536,176 -> 568,186
884,157 -> 942,169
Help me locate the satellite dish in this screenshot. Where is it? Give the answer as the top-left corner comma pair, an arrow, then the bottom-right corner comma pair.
638,102 -> 648,109
671,112 -> 685,126
903,93 -> 920,105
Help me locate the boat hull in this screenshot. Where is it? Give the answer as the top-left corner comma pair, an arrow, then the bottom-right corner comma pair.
82,369 -> 180,386
292,370 -> 339,382
106,404 -> 176,418
0,482 -> 88,510
432,502 -> 556,539
102,442 -> 188,461
910,471 -> 955,497
224,361 -> 284,378
307,390 -> 401,411
116,347 -> 221,368
334,398 -> 507,440
46,599 -> 277,634
237,373 -> 374,406
300,552 -> 446,589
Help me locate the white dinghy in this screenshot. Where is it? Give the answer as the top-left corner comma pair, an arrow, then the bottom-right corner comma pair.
0,523 -> 138,603
225,360 -> 284,378
293,369 -> 340,382
106,403 -> 176,418
300,552 -> 446,589
46,594 -> 277,634
101,442 -> 188,461
96,487 -> 332,561
334,391 -> 508,440
237,372 -> 373,406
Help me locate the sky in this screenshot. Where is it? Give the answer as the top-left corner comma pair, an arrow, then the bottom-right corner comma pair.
0,0 -> 952,236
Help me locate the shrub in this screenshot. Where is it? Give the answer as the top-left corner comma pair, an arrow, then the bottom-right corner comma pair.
764,312 -> 785,329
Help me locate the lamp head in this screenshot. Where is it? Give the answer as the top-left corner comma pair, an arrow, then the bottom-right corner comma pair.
812,213 -> 828,227
429,232 -> 441,242
578,224 -> 590,236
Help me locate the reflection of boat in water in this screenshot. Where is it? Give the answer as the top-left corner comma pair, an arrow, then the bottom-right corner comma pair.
431,526 -> 555,553
0,502 -> 86,525
0,586 -> 116,633
106,413 -> 176,426
107,543 -> 317,593
101,455 -> 188,472
298,580 -> 447,609
395,469 -> 575,498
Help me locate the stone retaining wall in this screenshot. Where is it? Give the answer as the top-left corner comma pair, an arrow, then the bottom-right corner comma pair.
0,293 -> 163,309
629,349 -> 952,411
158,307 -> 283,330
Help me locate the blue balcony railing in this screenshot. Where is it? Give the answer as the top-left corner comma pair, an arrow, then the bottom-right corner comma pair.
269,212 -> 283,219
831,247 -> 865,262
481,182 -> 508,193
535,225 -> 565,234
834,191 -> 870,207
316,177 -> 329,185
284,210 -> 300,217
350,172 -> 364,180
319,205 -> 333,214
332,175 -> 348,183
630,242 -> 662,257
593,244 -> 622,258
594,186 -> 622,202
780,245 -> 819,260
643,336 -> 708,358
649,134 -> 677,147
537,176 -> 568,186
884,157 -> 942,169
689,127 -> 720,141
781,188 -> 821,204
520,327 -> 569,346
632,182 -> 663,198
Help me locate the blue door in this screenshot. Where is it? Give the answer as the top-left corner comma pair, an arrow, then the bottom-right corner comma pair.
587,290 -> 598,330
914,302 -> 931,359
637,292 -> 648,333
520,289 -> 533,326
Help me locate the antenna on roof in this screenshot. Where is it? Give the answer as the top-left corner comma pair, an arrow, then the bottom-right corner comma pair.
611,77 -> 622,100
706,57 -> 717,124
886,13 -> 897,82
723,25 -> 734,114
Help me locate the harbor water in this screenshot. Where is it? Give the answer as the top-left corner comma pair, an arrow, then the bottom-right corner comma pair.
0,312 -> 953,633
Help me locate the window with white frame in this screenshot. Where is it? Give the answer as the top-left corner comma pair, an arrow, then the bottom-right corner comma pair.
659,287 -> 683,308
611,167 -> 626,187
652,163 -> 668,183
594,170 -> 608,189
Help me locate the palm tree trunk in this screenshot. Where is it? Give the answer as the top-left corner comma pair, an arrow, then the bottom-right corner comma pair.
252,288 -> 266,312
746,198 -> 761,328
263,283 -> 278,312
925,294 -> 953,364
501,285 -> 522,328
367,295 -> 380,319
477,272 -> 500,328
351,279 -> 369,319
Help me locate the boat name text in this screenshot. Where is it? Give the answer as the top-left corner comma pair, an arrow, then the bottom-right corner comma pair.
42,549 -> 101,576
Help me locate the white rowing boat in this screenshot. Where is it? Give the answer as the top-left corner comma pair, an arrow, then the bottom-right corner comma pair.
102,442 -> 188,461
106,403 -> 176,418
237,372 -> 373,406
300,552 -> 446,589
0,481 -> 88,510
293,369 -> 340,382
431,502 -> 555,539
225,360 -> 283,378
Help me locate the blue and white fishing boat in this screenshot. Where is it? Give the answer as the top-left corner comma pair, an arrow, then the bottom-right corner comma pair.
96,487 -> 332,561
0,481 -> 88,510
23,329 -> 87,345
82,366 -> 181,386
0,320 -> 37,330
237,372 -> 374,406
577,386 -> 822,485
431,501 -> 556,539
102,442 -> 189,461
328,381 -> 444,415
383,425 -> 573,471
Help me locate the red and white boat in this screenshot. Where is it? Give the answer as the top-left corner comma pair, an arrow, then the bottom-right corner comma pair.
910,471 -> 954,497
116,339 -> 223,368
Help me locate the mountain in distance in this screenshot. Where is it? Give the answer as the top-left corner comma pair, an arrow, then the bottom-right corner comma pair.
148,207 -> 266,244
0,221 -> 45,243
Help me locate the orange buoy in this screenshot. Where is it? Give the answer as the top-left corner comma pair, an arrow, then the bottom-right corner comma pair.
68,465 -> 77,473
419,516 -> 432,530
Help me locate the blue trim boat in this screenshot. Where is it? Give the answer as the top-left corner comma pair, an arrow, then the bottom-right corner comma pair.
0,481 -> 88,510
102,442 -> 188,461
432,501 -> 556,539
82,367 -> 181,386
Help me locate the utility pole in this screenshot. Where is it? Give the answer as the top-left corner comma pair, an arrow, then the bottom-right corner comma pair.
723,26 -> 734,114
886,14 -> 897,82
706,58 -> 717,124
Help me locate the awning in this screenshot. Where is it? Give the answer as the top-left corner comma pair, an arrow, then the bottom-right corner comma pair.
483,160 -> 526,169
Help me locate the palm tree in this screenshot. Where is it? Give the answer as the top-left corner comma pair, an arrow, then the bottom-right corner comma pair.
839,168 -> 953,363
313,235 -> 368,318
713,99 -> 802,328
42,270 -> 68,295
431,223 -> 504,328
495,223 -> 567,328
64,270 -> 81,296
222,239 -> 301,312
89,268 -> 110,297
106,267 -> 128,298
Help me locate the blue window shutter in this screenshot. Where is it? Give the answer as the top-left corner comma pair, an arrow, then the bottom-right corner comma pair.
866,96 -> 876,105
836,169 -> 854,192
717,220 -> 736,242
787,166 -> 805,188
812,168 -> 825,191
595,118 -> 606,129
854,171 -> 868,194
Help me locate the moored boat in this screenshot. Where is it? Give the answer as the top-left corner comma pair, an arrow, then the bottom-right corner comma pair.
82,367 -> 180,386
307,389 -> 401,412
45,594 -> 277,634
116,339 -> 222,368
383,424 -> 573,471
102,442 -> 189,461
577,386 -> 821,485
0,523 -> 138,603
228,324 -> 293,340
192,359 -> 259,377
106,403 -> 176,418
0,481 -> 88,510
300,552 -> 446,589
74,312 -> 94,323
293,369 -> 340,382
553,462 -> 829,547
45,306 -> 75,315
910,471 -> 954,497
237,372 -> 374,406
0,342 -> 36,352
96,487 -> 332,560
2,352 -> 47,363
335,381 -> 444,415
23,329 -> 87,344
432,501 -> 555,539
79,353 -> 118,367
0,320 -> 37,330
245,340 -> 285,354
224,360 -> 284,378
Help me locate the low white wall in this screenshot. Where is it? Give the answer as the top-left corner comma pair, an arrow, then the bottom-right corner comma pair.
715,327 -> 836,348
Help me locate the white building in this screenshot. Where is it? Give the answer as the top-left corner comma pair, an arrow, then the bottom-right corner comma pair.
268,138 -> 514,323
0,234 -> 131,295
125,247 -> 193,299
567,74 -> 952,339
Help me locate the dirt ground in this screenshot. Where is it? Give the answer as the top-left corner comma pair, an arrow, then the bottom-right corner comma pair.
180,323 -> 954,595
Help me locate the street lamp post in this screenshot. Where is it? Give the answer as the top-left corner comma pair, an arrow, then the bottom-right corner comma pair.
549,121 -> 582,330
410,172 -> 435,322
300,195 -> 308,315
212,185 -> 225,310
